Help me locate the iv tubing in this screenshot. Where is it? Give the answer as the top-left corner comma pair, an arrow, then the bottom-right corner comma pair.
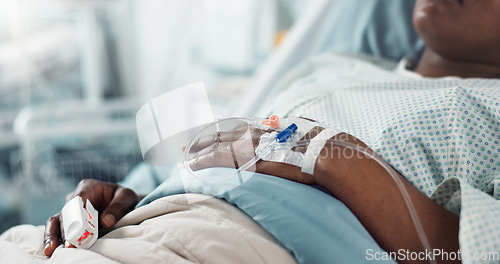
183,118 -> 436,264
293,139 -> 436,264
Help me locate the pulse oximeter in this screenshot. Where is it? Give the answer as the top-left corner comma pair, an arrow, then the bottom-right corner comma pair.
61,196 -> 98,249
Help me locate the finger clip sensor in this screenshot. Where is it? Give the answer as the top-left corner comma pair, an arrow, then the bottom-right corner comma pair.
61,196 -> 98,249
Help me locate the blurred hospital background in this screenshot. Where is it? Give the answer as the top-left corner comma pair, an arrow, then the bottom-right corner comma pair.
0,0 -> 423,233
0,0 -> 308,233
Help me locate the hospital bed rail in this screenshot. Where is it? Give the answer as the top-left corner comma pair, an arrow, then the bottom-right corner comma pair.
13,98 -> 143,195
230,0 -> 336,117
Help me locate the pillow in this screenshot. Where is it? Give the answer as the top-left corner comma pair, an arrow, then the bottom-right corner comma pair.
135,166 -> 396,263
314,0 -> 424,61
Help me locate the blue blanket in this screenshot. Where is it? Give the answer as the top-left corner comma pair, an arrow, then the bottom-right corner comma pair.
131,165 -> 394,263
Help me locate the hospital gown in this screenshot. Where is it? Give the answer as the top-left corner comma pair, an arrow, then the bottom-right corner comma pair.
260,53 -> 500,263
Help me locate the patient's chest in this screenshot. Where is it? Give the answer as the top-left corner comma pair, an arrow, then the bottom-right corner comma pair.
268,70 -> 500,200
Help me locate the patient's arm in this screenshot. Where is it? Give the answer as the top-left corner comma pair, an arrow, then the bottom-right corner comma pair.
312,133 -> 459,264
189,129 -> 460,264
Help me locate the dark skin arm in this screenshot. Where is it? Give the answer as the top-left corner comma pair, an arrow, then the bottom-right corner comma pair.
189,129 -> 460,264
313,134 -> 460,264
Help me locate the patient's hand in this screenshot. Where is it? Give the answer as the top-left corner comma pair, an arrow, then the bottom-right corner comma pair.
43,179 -> 141,257
186,122 -> 320,185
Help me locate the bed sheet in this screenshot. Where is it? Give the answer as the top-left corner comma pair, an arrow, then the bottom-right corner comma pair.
137,166 -> 395,264
0,194 -> 296,264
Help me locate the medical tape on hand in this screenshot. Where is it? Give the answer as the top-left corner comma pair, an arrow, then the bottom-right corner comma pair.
254,118 -> 318,167
301,128 -> 342,175
255,131 -> 302,167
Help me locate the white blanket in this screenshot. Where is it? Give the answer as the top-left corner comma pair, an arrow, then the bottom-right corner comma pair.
0,194 -> 296,264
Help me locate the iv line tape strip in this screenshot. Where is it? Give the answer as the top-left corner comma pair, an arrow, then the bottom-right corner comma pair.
301,128 -> 342,175
285,118 -> 319,141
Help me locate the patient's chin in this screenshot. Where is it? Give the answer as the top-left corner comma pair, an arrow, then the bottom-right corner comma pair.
413,18 -> 468,61
413,0 -> 461,41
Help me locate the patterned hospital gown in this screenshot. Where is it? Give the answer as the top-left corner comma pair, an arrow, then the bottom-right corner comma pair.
260,53 -> 500,263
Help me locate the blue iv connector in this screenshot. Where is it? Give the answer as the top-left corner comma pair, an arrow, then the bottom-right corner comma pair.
275,123 -> 298,143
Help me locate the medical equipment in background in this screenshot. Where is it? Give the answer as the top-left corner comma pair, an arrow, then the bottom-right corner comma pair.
0,165 -> 21,233
0,112 -> 21,233
12,97 -> 143,226
5,0 -> 142,228
57,0 -> 124,104
135,0 -> 288,105
0,26 -> 80,96
181,116 -> 436,264
230,0 -> 336,117
0,3 -> 82,149
61,196 -> 98,249
0,0 -> 92,229
192,0 -> 278,73
14,99 -> 143,194
0,111 -> 19,149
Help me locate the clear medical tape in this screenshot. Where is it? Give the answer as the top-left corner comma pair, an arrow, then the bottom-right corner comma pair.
300,128 -> 342,175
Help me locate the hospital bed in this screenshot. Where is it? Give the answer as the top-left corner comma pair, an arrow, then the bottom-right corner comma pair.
1,0 -> 424,262
0,0 -> 142,230
233,0 -> 423,117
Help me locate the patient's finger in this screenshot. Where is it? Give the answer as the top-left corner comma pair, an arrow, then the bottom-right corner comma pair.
189,130 -> 247,153
187,142 -> 231,160
188,150 -> 241,171
100,187 -> 138,228
44,213 -> 62,257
